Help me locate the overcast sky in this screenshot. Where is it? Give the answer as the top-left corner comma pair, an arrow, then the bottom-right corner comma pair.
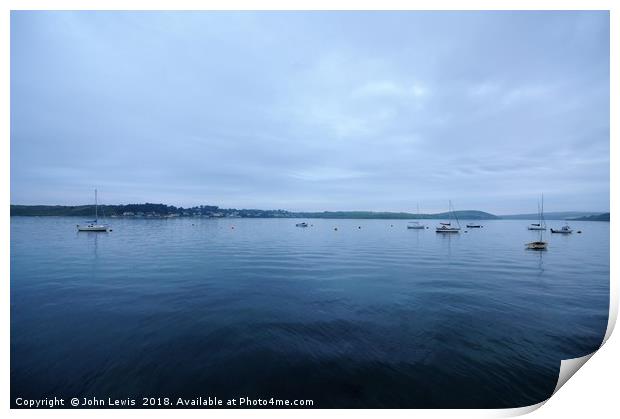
10,11 -> 609,214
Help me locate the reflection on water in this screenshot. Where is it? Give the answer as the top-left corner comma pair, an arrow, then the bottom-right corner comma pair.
77,231 -> 106,258
11,217 -> 609,408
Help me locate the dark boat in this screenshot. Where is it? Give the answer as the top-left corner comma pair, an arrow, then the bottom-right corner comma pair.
526,241 -> 547,250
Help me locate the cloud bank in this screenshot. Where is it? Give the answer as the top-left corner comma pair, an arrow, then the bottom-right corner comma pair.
10,11 -> 610,214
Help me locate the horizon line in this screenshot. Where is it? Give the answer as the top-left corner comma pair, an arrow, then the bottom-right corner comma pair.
9,203 -> 609,217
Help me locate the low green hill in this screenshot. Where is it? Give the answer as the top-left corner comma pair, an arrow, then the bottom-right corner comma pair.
569,212 -> 609,221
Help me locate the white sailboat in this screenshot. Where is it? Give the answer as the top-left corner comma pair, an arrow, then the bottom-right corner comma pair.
407,221 -> 425,229
527,195 -> 546,231
77,189 -> 110,232
407,204 -> 426,229
436,201 -> 461,233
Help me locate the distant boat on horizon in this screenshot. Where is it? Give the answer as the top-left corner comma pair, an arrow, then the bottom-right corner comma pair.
436,201 -> 461,233
76,189 -> 110,232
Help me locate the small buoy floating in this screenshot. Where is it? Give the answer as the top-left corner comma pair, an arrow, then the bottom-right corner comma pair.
334,227 -> 338,231
577,231 -> 582,233
358,226 -> 361,229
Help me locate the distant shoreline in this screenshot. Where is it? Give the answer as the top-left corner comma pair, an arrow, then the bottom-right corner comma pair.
9,204 -> 608,221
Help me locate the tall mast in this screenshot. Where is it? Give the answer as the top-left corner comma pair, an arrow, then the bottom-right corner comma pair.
540,193 -> 544,241
450,200 -> 460,227
95,189 -> 98,221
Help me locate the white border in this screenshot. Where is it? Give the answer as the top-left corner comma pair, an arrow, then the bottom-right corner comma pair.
2,1 -> 617,418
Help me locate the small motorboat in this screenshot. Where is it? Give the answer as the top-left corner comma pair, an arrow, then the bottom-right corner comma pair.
407,221 -> 425,229
295,222 -> 309,227
466,223 -> 482,228
550,224 -> 572,234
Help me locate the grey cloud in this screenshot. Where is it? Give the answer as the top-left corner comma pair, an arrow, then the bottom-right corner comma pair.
10,11 -> 609,214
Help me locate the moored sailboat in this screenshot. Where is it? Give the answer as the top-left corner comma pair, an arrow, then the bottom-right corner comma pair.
528,195 -> 546,231
407,204 -> 426,229
407,221 -> 425,229
436,201 -> 461,233
526,240 -> 547,250
77,189 -> 110,232
526,194 -> 547,249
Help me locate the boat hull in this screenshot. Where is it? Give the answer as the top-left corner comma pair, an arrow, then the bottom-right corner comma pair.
407,226 -> 425,229
526,241 -> 547,250
528,226 -> 546,231
77,225 -> 109,232
436,228 -> 460,233
550,229 -> 572,234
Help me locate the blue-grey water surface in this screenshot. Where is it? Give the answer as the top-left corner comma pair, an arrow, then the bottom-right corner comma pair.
11,217 -> 609,408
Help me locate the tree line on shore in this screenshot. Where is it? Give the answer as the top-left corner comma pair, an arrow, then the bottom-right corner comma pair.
10,204 -> 608,220
10,204 -> 498,219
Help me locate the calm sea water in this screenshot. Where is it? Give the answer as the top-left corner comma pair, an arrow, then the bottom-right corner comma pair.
11,217 -> 609,408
